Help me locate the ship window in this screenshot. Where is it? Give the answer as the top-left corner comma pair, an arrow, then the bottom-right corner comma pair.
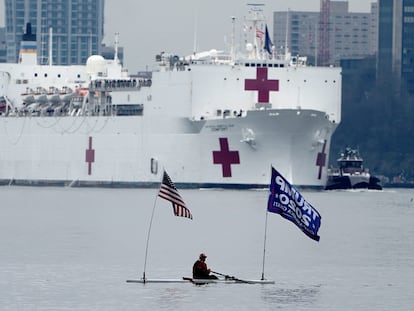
113,104 -> 144,116
44,73 -> 48,77
216,109 -> 222,116
58,74 -> 61,78
150,158 -> 158,175
34,73 -> 38,77
77,74 -> 81,78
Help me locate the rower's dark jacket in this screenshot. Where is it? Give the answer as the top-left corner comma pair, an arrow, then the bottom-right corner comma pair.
192,260 -> 210,279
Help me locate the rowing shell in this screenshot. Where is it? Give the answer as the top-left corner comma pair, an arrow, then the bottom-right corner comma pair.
126,277 -> 275,285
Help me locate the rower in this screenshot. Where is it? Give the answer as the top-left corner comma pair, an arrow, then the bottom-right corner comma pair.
192,253 -> 218,279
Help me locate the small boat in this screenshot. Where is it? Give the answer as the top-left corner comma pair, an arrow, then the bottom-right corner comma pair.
127,170 -> 276,286
126,277 -> 275,285
325,147 -> 382,190
21,88 -> 36,105
47,86 -> 61,104
33,87 -> 48,104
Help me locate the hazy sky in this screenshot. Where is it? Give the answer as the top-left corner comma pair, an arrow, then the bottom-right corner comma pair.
1,0 -> 374,71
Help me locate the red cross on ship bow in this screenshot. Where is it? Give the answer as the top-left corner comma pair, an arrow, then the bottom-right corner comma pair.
85,136 -> 95,175
213,138 -> 240,178
245,67 -> 279,103
316,140 -> 327,180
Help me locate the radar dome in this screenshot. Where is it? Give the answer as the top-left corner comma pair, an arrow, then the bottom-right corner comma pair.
246,43 -> 254,52
86,55 -> 107,75
209,49 -> 218,57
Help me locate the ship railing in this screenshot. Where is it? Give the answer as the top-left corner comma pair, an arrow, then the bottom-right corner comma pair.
88,78 -> 151,91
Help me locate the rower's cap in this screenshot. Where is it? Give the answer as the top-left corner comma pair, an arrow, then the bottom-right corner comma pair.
199,253 -> 207,259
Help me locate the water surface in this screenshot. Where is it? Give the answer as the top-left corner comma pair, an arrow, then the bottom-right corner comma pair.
1,187 -> 413,310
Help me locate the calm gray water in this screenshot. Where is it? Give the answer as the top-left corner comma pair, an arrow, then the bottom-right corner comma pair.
1,187 -> 413,310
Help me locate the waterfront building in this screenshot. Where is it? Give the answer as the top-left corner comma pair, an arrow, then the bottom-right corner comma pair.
377,0 -> 414,94
4,0 -> 104,65
0,27 -> 6,63
272,1 -> 378,66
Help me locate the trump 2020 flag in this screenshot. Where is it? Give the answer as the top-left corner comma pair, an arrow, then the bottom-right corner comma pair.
158,170 -> 193,220
267,166 -> 321,241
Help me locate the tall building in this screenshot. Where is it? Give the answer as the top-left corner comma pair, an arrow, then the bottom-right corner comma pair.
377,0 -> 394,79
0,27 -> 6,63
272,1 -> 378,66
4,0 -> 104,65
377,0 -> 414,94
398,0 -> 414,94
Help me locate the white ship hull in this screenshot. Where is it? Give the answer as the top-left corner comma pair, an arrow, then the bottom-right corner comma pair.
0,109 -> 335,188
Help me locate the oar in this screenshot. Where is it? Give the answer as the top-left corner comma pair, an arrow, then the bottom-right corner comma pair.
210,270 -> 251,284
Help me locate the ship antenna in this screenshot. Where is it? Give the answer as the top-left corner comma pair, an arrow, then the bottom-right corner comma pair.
285,9 -> 290,59
193,12 -> 198,55
246,3 -> 265,59
230,16 -> 236,63
114,32 -> 119,63
49,27 -> 53,66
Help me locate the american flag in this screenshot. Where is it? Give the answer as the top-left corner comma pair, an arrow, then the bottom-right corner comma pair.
158,170 -> 193,219
256,27 -> 265,38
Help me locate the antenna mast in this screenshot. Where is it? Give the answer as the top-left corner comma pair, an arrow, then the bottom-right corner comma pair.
230,16 -> 236,63
285,9 -> 290,58
48,27 -> 53,66
114,33 -> 119,63
246,3 -> 265,60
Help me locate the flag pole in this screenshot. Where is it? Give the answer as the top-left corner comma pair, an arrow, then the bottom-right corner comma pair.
142,171 -> 163,283
261,208 -> 269,281
261,165 -> 272,281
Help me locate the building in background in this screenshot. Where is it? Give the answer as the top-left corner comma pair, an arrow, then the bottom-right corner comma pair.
272,1 -> 378,66
101,43 -> 124,65
377,0 -> 394,80
0,27 -> 6,62
377,0 -> 414,94
4,0 -> 104,65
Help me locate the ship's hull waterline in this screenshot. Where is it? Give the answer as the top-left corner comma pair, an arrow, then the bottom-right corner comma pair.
0,109 -> 335,189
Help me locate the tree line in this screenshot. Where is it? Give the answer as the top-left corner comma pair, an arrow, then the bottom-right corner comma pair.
330,59 -> 414,183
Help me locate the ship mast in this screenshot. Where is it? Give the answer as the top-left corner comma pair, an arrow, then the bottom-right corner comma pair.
230,16 -> 236,63
114,32 -> 119,63
245,3 -> 266,60
49,27 -> 53,66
